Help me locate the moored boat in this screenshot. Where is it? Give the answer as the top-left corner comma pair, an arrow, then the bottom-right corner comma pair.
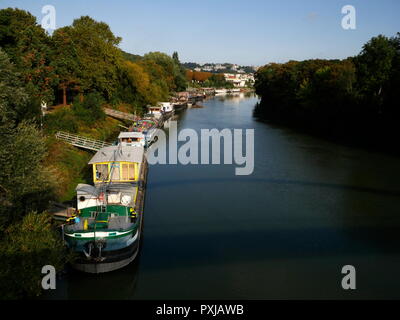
119,119 -> 158,148
215,88 -> 228,95
63,143 -> 148,273
147,102 -> 174,122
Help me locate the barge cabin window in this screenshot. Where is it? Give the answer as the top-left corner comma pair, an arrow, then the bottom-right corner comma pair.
93,162 -> 137,183
95,164 -> 108,181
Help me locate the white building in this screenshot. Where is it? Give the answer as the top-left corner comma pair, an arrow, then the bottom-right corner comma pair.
223,73 -> 254,87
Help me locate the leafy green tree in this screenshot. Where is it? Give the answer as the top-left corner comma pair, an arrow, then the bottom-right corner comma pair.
204,74 -> 234,88
144,51 -> 187,92
0,8 -> 56,104
66,16 -> 123,99
0,48 -> 31,122
172,51 -> 187,91
254,33 -> 400,145
0,120 -> 55,228
113,60 -> 160,108
50,27 -> 81,105
384,33 -> 400,124
354,35 -> 396,113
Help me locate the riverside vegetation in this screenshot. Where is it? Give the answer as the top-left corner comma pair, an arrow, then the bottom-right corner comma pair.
0,8 -> 187,299
254,33 -> 400,150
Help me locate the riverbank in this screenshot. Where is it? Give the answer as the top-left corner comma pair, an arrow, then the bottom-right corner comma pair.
44,104 -> 126,202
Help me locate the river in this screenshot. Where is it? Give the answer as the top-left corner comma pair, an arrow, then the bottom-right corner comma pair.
45,94 -> 400,299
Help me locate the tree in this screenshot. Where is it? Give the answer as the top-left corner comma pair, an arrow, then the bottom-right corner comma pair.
172,51 -> 188,91
254,33 -> 400,146
66,16 -> 123,100
144,51 -> 187,92
354,35 -> 396,113
0,48 -> 30,122
50,27 -> 81,105
0,48 -> 54,228
0,45 -> 68,301
0,8 -> 56,104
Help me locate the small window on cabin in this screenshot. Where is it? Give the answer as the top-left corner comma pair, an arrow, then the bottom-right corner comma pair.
96,164 -> 108,181
121,164 -> 129,180
121,163 -> 136,181
129,164 -> 135,180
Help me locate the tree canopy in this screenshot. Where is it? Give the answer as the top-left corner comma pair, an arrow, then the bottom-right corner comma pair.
254,33 -> 400,146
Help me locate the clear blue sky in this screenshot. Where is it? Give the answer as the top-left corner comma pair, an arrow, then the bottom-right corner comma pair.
1,0 -> 399,65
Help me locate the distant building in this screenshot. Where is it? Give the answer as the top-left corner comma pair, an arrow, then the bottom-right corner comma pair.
223,73 -> 254,87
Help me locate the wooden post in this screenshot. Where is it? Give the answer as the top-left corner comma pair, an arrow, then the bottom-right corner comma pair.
62,85 -> 67,106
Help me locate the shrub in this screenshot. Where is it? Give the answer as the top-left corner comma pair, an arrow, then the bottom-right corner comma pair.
72,92 -> 105,125
44,108 -> 78,133
0,212 -> 72,299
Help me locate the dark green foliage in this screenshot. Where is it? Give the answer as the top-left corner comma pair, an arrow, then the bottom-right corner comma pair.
0,8 -> 56,104
204,74 -> 234,89
254,33 -> 400,145
71,92 -> 105,125
65,16 -> 123,99
0,47 -> 68,300
44,108 -> 78,133
0,120 -> 55,230
143,51 -> 187,93
172,51 -> 188,92
0,212 -> 71,299
0,48 -> 41,124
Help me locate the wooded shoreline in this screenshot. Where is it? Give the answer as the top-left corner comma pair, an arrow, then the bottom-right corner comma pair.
254,33 -> 400,153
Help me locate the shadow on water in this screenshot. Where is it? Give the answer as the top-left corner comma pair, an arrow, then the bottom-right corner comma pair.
140,225 -> 400,272
43,251 -> 142,300
148,176 -> 400,198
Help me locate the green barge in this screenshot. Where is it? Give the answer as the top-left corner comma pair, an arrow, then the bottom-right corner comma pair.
63,144 -> 148,273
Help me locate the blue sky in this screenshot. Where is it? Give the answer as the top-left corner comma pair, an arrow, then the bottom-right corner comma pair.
1,0 -> 399,65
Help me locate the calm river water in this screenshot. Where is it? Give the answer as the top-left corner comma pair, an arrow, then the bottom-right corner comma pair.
46,94 -> 400,299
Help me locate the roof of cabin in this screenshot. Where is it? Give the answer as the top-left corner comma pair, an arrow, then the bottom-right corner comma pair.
118,132 -> 143,138
89,145 -> 144,164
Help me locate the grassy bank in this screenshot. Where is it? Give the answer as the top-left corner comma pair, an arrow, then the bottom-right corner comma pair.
44,104 -> 126,202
